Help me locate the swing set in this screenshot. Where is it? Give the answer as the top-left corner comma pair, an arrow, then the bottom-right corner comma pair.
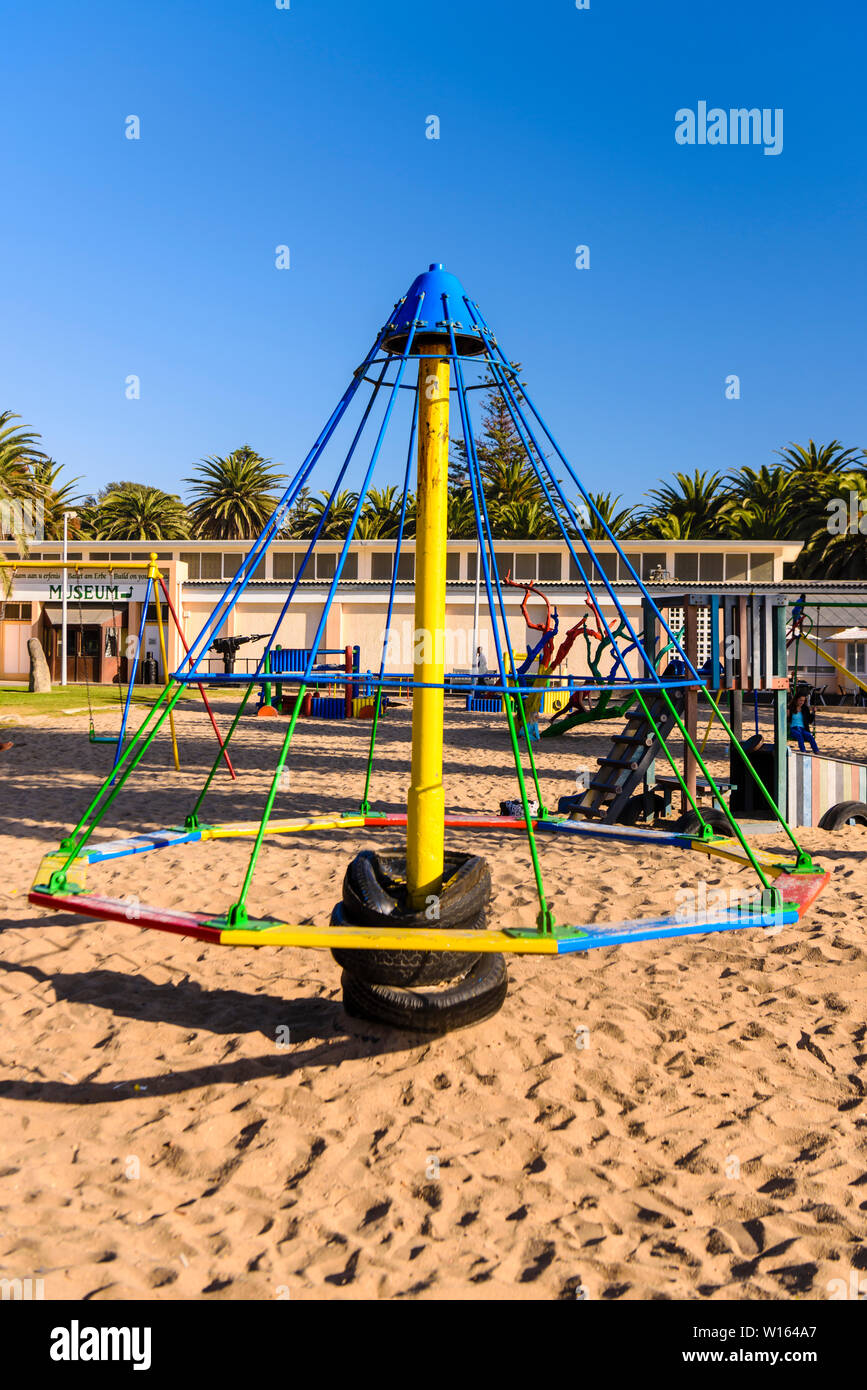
0,553 -> 235,777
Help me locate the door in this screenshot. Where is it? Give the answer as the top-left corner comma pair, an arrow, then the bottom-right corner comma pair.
3,623 -> 30,678
78,626 -> 100,684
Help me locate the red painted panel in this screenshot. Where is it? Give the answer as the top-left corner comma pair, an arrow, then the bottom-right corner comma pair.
28,890 -> 222,943
776,872 -> 830,915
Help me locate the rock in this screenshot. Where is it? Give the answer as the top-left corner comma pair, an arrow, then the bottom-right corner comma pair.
28,637 -> 51,693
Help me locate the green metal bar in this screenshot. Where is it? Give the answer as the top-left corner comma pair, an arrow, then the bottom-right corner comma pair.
228,685 -> 308,925
52,681 -> 182,880
658,689 -> 775,892
632,690 -> 710,830
359,686 -> 384,814
505,651 -> 548,817
772,602 -> 789,819
500,666 -> 552,933
703,690 -> 811,866
186,679 -> 257,828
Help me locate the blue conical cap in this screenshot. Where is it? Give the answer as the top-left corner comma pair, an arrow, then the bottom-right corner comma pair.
382,264 -> 492,356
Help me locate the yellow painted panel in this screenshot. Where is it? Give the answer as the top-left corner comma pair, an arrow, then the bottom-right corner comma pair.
689,837 -> 796,878
204,815 -> 365,840
32,853 -> 88,893
219,923 -> 559,954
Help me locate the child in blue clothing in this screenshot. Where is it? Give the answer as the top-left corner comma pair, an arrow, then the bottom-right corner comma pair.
789,692 -> 818,753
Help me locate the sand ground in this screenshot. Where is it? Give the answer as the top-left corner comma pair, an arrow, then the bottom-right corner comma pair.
0,694 -> 865,1301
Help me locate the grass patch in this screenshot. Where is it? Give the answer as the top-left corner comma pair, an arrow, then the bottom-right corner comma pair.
0,683 -> 204,722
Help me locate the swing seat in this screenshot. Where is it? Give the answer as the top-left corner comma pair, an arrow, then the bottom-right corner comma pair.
89,728 -> 119,745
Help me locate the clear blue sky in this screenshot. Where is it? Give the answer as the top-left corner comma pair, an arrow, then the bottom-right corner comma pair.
2,0 -> 864,508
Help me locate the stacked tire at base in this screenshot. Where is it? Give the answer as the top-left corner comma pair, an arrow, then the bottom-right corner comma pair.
332,850 -> 508,1033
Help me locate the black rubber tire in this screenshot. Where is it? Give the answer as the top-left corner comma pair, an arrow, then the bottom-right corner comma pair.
817,799 -> 867,831
675,808 -> 733,836
341,850 -> 490,930
341,953 -> 509,1035
330,901 -> 484,985
332,850 -> 489,986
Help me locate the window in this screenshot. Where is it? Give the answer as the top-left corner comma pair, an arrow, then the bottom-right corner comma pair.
495,551 -> 514,580
371,552 -> 392,581
273,551 -> 302,580
699,553 -> 724,582
223,553 -> 243,579
569,554 -> 589,582
513,552 -> 536,583
179,552 -> 200,579
592,553 -> 618,583
200,552 -> 222,580
316,552 -> 336,580
395,553 -> 413,581
467,550 -> 478,581
641,553 -> 667,580
1,602 -> 32,621
339,552 -> 359,581
726,553 -> 748,582
750,553 -> 774,581
89,552 -> 111,561
674,552 -> 698,581
446,552 -> 460,581
145,604 -> 169,623
538,552 -> 562,582
847,643 -> 867,675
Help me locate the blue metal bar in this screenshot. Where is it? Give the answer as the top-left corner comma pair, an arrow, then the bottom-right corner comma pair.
291,302 -> 421,683
178,328 -> 387,678
241,356 -> 393,686
231,300 -> 424,898
446,318 -> 536,728
465,296 -> 702,683
176,671 -> 701,694
373,397 -> 417,684
445,308 -> 547,814
113,575 -> 153,771
464,316 -> 667,687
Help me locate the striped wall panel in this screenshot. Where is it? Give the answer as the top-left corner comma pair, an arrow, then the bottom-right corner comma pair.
787,749 -> 867,826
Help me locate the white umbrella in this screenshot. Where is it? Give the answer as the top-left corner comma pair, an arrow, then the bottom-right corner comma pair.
828,627 -> 867,641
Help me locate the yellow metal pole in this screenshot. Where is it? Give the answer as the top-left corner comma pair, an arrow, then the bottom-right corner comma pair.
406,354 -> 450,907
149,553 -> 180,771
0,559 -> 155,570
800,632 -> 867,696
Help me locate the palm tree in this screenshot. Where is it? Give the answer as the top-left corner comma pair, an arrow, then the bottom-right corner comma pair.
634,469 -> 729,539
30,459 -> 84,540
94,484 -> 190,540
795,470 -> 867,578
186,446 -> 285,539
282,485 -> 317,539
446,488 -> 477,539
0,410 -> 45,520
305,489 -> 361,539
576,491 -> 637,540
492,497 -> 559,540
360,485 -> 408,538
777,439 -> 863,479
718,465 -> 802,540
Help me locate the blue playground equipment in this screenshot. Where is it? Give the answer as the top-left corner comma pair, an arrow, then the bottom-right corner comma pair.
257,644 -> 361,717
30,262 -> 825,1037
